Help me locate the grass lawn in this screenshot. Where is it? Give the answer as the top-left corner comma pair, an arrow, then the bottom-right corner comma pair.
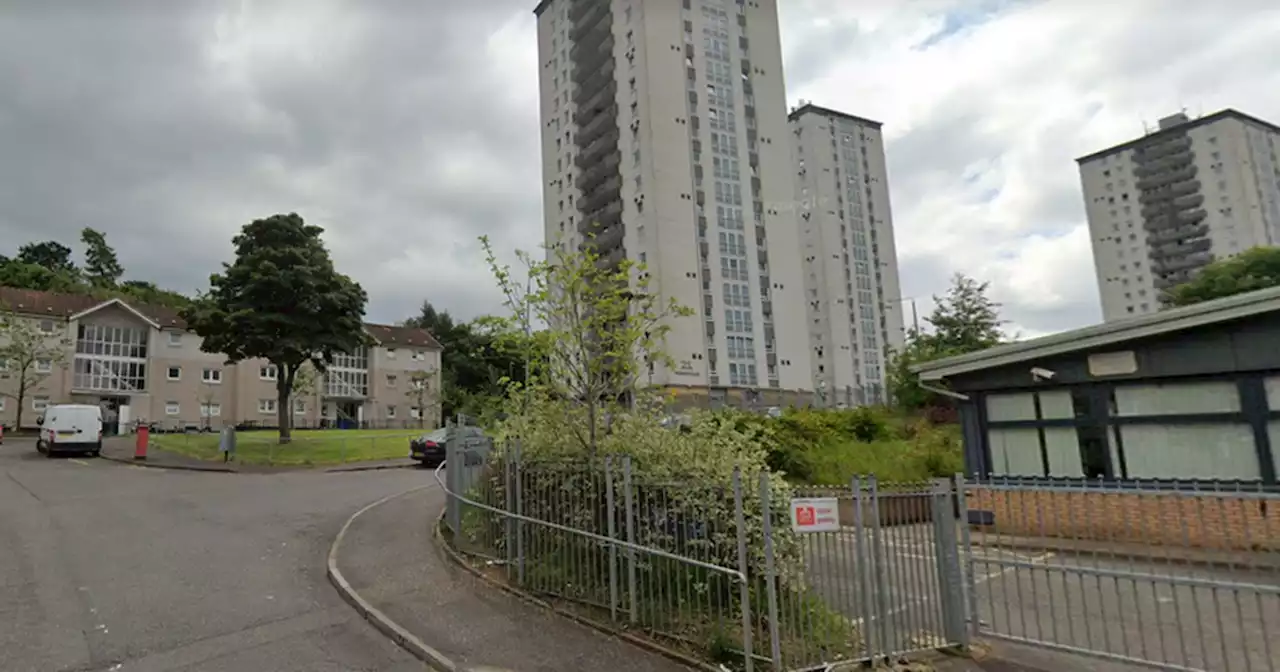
149,428 -> 428,466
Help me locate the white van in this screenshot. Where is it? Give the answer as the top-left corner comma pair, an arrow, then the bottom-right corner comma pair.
36,404 -> 104,457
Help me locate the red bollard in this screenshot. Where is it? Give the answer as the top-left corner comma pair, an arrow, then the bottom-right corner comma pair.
135,425 -> 149,460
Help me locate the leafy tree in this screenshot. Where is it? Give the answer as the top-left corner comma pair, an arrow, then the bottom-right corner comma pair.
1165,246 -> 1280,307
0,261 -> 82,292
888,273 -> 1005,412
0,309 -> 71,429
404,301 -> 525,418
16,241 -> 78,276
181,214 -> 369,442
288,362 -> 321,428
482,235 -> 691,455
80,228 -> 124,288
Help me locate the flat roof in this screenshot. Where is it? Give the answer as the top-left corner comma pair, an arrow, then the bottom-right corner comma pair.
1075,108 -> 1280,164
533,0 -> 552,15
788,103 -> 883,129
915,285 -> 1280,382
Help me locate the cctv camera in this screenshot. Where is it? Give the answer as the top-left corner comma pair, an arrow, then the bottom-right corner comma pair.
1030,367 -> 1056,381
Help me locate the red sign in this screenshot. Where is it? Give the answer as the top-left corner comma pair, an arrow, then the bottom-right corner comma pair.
790,497 -> 841,532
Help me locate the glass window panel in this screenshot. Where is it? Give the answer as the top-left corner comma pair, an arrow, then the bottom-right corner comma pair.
986,428 -> 1043,476
1038,390 -> 1074,420
1042,428 -> 1084,477
1113,381 -> 1239,416
1265,376 -> 1280,410
1120,423 -> 1260,480
985,393 -> 1037,422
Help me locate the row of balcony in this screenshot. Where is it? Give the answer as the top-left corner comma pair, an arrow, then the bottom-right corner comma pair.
1135,164 -> 1197,192
569,0 -> 607,40
1137,178 -> 1200,206
1149,236 -> 1211,260
577,104 -> 618,147
577,125 -> 619,170
580,175 -> 621,214
579,200 -> 622,235
1140,191 -> 1204,218
1151,251 -> 1213,276
576,148 -> 620,193
1132,135 -> 1193,162
1132,149 -> 1194,179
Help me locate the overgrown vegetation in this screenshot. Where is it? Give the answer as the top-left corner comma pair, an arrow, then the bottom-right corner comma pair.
1165,245 -> 1280,306
0,230 -> 192,308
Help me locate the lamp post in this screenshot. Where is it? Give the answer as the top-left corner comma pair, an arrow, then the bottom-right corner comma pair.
887,296 -> 920,334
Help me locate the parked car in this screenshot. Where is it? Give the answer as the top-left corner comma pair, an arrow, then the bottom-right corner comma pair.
409,428 -> 448,465
36,404 -> 105,457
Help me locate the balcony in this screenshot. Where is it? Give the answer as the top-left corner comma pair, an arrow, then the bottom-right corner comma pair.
1149,236 -> 1211,259
1169,178 -> 1201,198
576,149 -> 620,194
1133,135 -> 1193,162
576,126 -> 619,168
572,32 -> 614,75
1151,251 -> 1213,275
580,175 -> 622,213
1133,151 -> 1194,178
580,200 -> 622,232
1145,221 -> 1209,244
1177,208 -> 1208,225
574,68 -> 614,107
1135,165 -> 1196,191
1172,193 -> 1205,210
576,104 -> 617,146
567,0 -> 596,24
572,16 -> 612,63
570,1 -> 608,40
596,245 -> 626,271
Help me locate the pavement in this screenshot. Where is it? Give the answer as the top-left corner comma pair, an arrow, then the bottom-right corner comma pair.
0,436 -> 432,672
332,485 -> 694,672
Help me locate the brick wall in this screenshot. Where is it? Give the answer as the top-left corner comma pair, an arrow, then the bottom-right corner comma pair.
967,486 -> 1280,552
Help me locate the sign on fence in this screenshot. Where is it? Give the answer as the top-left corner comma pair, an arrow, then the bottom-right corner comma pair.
790,497 -> 841,532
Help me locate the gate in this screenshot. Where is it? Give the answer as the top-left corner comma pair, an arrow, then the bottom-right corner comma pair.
961,477 -> 1280,671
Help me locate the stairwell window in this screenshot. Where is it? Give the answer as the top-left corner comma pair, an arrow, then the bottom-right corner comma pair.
258,399 -> 277,414
260,365 -> 277,381
203,368 -> 222,384
36,358 -> 52,373
387,405 -> 397,418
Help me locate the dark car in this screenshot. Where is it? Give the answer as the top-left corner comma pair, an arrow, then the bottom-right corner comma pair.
410,428 -> 448,465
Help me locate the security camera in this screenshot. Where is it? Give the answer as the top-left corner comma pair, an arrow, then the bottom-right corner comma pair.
1030,367 -> 1056,381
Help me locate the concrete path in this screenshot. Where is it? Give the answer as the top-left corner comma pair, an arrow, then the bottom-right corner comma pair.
333,485 -> 693,672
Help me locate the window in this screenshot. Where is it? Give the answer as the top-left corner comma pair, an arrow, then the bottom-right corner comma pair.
258,399 -> 277,414
386,405 -> 397,418
294,399 -> 306,414
39,319 -> 55,334
35,358 -> 52,373
167,366 -> 181,381
386,348 -> 397,359
411,350 -> 425,361
32,395 -> 49,411
410,407 -> 422,419
0,358 -> 7,371
200,402 -> 221,418
386,374 -> 398,386
203,368 -> 222,383
165,401 -> 180,416
0,398 -> 5,411
168,332 -> 182,346
260,365 -> 277,381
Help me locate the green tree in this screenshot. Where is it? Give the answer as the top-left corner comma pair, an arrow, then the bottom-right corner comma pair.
482,236 -> 691,455
888,273 -> 1005,412
0,309 -> 72,429
404,301 -> 526,418
16,241 -> 78,276
80,228 -> 124,288
181,214 -> 369,442
1165,246 -> 1280,307
405,369 -> 440,428
0,261 -> 82,292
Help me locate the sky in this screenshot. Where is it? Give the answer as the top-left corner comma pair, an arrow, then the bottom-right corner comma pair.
1,1 -> 1277,337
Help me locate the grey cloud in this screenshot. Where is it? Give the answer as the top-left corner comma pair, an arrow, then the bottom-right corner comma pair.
0,0 -> 535,323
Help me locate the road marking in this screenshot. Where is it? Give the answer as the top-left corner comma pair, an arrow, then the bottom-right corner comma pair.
69,459 -> 90,466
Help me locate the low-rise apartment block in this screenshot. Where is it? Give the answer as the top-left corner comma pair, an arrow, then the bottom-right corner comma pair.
0,288 -> 443,431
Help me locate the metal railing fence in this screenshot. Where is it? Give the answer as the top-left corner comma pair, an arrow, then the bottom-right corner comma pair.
963,476 -> 1280,672
438,438 -> 969,670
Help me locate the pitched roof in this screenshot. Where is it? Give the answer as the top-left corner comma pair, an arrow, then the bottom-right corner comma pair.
915,285 -> 1280,381
365,322 -> 443,350
0,286 -> 442,350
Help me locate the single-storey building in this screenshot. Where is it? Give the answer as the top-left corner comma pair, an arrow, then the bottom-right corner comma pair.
915,286 -> 1280,486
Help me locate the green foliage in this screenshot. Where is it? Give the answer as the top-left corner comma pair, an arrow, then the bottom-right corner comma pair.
481,234 -> 693,455
0,308 -> 72,428
888,273 -> 1004,411
16,241 -> 77,275
1166,246 -> 1280,307
181,213 -> 369,442
80,228 -> 124,288
404,301 -> 524,419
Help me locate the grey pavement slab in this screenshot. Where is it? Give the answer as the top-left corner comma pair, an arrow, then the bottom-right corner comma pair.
0,437 -> 434,671
335,485 -> 694,672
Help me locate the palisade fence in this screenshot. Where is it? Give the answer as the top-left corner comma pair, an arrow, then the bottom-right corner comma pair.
438,436 -> 969,671
963,476 -> 1280,672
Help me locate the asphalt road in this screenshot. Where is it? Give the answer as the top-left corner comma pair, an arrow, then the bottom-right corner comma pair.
802,523 -> 1280,672
0,436 -> 433,672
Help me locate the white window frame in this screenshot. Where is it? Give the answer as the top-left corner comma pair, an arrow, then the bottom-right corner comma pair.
35,358 -> 52,373
167,366 -> 182,381
386,374 -> 398,386
258,398 -> 277,414
293,399 -> 306,414
202,368 -> 222,384
386,405 -> 397,418
39,319 -> 56,334
168,331 -> 182,347
385,348 -> 397,359
32,396 -> 49,411
410,406 -> 421,419
165,401 -> 180,416
411,350 -> 425,361
200,402 -> 222,417
260,365 -> 277,381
